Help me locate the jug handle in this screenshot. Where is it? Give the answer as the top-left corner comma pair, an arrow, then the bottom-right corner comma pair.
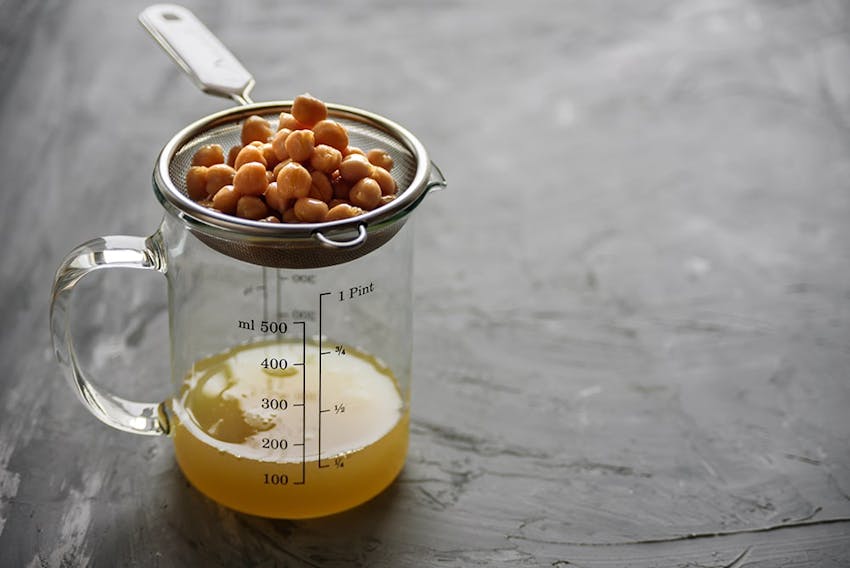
50,234 -> 169,436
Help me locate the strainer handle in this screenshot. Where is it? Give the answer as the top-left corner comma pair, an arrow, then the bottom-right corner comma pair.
50,234 -> 169,436
139,4 -> 255,104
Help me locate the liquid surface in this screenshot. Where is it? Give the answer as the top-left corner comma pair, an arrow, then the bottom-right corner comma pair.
171,340 -> 408,519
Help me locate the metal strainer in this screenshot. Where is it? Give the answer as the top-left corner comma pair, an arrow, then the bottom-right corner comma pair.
140,4 -> 445,269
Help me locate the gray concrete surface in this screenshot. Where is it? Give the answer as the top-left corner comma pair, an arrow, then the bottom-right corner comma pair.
1,0 -> 849,566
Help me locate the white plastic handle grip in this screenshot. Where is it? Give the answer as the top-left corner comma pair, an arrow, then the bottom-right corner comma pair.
138,4 -> 255,102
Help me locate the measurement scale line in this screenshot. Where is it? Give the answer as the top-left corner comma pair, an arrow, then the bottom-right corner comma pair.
275,268 -> 281,320
318,292 -> 330,469
294,320 -> 306,485
262,266 -> 269,322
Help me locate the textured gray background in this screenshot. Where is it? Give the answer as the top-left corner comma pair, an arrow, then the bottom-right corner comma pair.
1,0 -> 849,566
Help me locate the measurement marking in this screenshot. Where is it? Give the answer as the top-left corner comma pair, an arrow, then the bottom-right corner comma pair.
294,320 -> 307,484
262,267 -> 269,321
275,269 -> 282,320
318,292 -> 330,469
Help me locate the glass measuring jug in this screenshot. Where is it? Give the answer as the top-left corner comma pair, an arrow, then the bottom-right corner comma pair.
50,99 -> 445,518
50,4 -> 445,519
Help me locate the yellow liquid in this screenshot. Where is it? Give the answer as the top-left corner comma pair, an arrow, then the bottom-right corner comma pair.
170,340 -> 408,519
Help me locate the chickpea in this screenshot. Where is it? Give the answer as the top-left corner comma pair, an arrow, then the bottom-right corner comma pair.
366,148 -> 394,171
276,161 -> 312,199
260,215 -> 281,223
309,171 -> 333,203
265,182 -> 288,213
236,195 -> 269,220
233,162 -> 269,196
282,207 -> 299,223
344,146 -> 366,156
192,144 -> 225,167
339,153 -> 373,183
349,177 -> 382,210
197,198 -> 215,209
234,145 -> 267,170
331,173 -> 351,200
260,143 -> 280,169
380,194 -> 397,206
241,115 -> 274,145
226,145 -> 241,167
294,197 -> 329,223
186,165 -> 208,200
272,158 -> 292,179
325,203 -> 364,221
284,129 -> 315,162
312,120 -> 348,152
278,112 -> 300,131
211,185 -> 240,215
371,166 -> 397,196
291,93 -> 328,127
309,144 -> 342,173
271,128 -> 291,161
205,164 -> 237,195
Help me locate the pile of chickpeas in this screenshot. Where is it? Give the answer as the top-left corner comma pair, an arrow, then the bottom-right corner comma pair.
184,93 -> 397,223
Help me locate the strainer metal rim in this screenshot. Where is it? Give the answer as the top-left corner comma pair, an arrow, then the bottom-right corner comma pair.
152,100 -> 431,244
